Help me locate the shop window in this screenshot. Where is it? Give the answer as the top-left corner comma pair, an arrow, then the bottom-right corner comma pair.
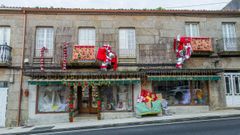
119,28 -> 136,57
0,27 -> 10,46
185,22 -> 200,37
153,81 -> 208,105
37,85 -> 69,113
35,27 -> 54,57
78,28 -> 96,46
100,84 -> 133,111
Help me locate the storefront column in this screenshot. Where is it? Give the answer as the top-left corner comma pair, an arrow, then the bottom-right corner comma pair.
209,73 -> 226,110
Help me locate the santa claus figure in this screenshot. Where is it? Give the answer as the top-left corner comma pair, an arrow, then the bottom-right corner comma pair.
174,36 -> 192,69
97,44 -> 117,71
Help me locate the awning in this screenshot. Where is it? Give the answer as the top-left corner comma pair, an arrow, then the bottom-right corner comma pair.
148,75 -> 221,81
28,78 -> 141,86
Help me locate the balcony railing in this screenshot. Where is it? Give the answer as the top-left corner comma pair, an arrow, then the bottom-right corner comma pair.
0,44 -> 12,66
217,38 -> 240,55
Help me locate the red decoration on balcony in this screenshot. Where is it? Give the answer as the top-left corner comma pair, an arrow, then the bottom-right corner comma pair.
72,45 -> 95,61
97,44 -> 117,71
174,36 -> 193,69
190,37 -> 213,52
40,47 -> 47,72
62,42 -> 69,70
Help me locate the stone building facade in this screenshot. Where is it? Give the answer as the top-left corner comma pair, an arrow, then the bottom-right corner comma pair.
0,7 -> 240,127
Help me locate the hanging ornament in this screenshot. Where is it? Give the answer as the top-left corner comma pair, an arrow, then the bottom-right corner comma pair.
40,47 -> 47,72
62,42 -> 69,70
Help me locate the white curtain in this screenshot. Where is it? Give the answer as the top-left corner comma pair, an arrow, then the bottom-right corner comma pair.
185,23 -> 200,37
0,27 -> 10,46
35,27 -> 54,57
78,28 -> 96,46
119,29 -> 136,57
222,23 -> 237,51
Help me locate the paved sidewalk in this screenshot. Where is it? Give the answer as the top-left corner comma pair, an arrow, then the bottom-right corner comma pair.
1,109 -> 240,135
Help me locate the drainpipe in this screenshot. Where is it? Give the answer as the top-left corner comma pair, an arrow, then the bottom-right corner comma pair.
17,10 -> 27,126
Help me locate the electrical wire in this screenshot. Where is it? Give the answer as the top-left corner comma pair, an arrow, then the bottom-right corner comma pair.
165,2 -> 228,9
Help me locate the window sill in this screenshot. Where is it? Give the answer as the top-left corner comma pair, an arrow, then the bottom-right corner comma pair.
36,111 -> 67,114
100,110 -> 133,113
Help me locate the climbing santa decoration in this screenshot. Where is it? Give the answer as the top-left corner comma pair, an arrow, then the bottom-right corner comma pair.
96,44 -> 118,71
174,36 -> 193,69
40,46 -> 47,72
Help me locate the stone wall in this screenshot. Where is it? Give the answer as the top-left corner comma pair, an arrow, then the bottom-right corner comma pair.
0,14 -> 25,127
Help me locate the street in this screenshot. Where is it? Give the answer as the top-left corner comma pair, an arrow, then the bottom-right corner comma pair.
31,117 -> 240,135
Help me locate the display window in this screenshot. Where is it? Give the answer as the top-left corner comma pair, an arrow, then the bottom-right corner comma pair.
37,85 -> 69,113
100,84 -> 133,111
153,81 -> 209,105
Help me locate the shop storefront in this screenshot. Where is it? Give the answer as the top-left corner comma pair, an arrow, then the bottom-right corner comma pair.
27,76 -> 141,123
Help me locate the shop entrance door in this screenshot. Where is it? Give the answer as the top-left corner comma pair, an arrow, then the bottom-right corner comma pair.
77,86 -> 97,114
224,73 -> 240,107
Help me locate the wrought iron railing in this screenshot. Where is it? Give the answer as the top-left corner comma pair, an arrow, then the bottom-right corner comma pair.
217,38 -> 240,52
0,44 -> 12,65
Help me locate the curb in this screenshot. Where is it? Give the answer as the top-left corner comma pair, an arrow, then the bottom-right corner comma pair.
10,114 -> 240,135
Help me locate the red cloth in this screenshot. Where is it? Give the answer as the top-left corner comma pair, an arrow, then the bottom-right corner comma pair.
111,52 -> 118,71
97,47 -> 106,61
173,38 -> 177,51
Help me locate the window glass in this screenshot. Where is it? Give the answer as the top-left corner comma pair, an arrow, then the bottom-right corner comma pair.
78,28 -> 96,46
222,23 -> 237,51
153,81 -> 208,105
0,27 -> 10,46
100,84 -> 133,111
234,77 -> 240,94
35,27 -> 54,57
38,85 -> 69,112
185,23 -> 200,37
119,28 -> 136,57
225,77 -> 231,94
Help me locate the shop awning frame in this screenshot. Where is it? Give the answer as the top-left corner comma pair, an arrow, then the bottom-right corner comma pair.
28,78 -> 141,85
147,75 -> 221,81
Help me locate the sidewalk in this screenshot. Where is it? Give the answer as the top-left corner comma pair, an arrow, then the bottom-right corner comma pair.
1,109 -> 240,135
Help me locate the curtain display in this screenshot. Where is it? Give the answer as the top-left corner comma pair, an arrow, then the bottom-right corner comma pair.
38,85 -> 69,112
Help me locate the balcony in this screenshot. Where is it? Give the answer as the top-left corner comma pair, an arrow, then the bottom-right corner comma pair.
0,44 -> 12,66
217,38 -> 240,56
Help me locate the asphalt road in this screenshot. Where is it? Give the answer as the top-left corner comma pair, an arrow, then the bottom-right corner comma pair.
33,117 -> 240,135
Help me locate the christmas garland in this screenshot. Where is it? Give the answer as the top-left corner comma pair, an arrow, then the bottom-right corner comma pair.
40,47 -> 47,72
62,42 -> 69,70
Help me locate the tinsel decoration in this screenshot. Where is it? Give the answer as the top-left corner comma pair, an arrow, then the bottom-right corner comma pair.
62,42 -> 69,70
40,47 -> 47,72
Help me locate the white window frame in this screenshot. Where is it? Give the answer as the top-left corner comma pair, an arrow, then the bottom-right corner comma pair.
185,22 -> 200,37
119,28 -> 136,57
0,27 -> 10,46
78,28 -> 96,46
35,27 -> 54,57
222,23 -> 237,51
